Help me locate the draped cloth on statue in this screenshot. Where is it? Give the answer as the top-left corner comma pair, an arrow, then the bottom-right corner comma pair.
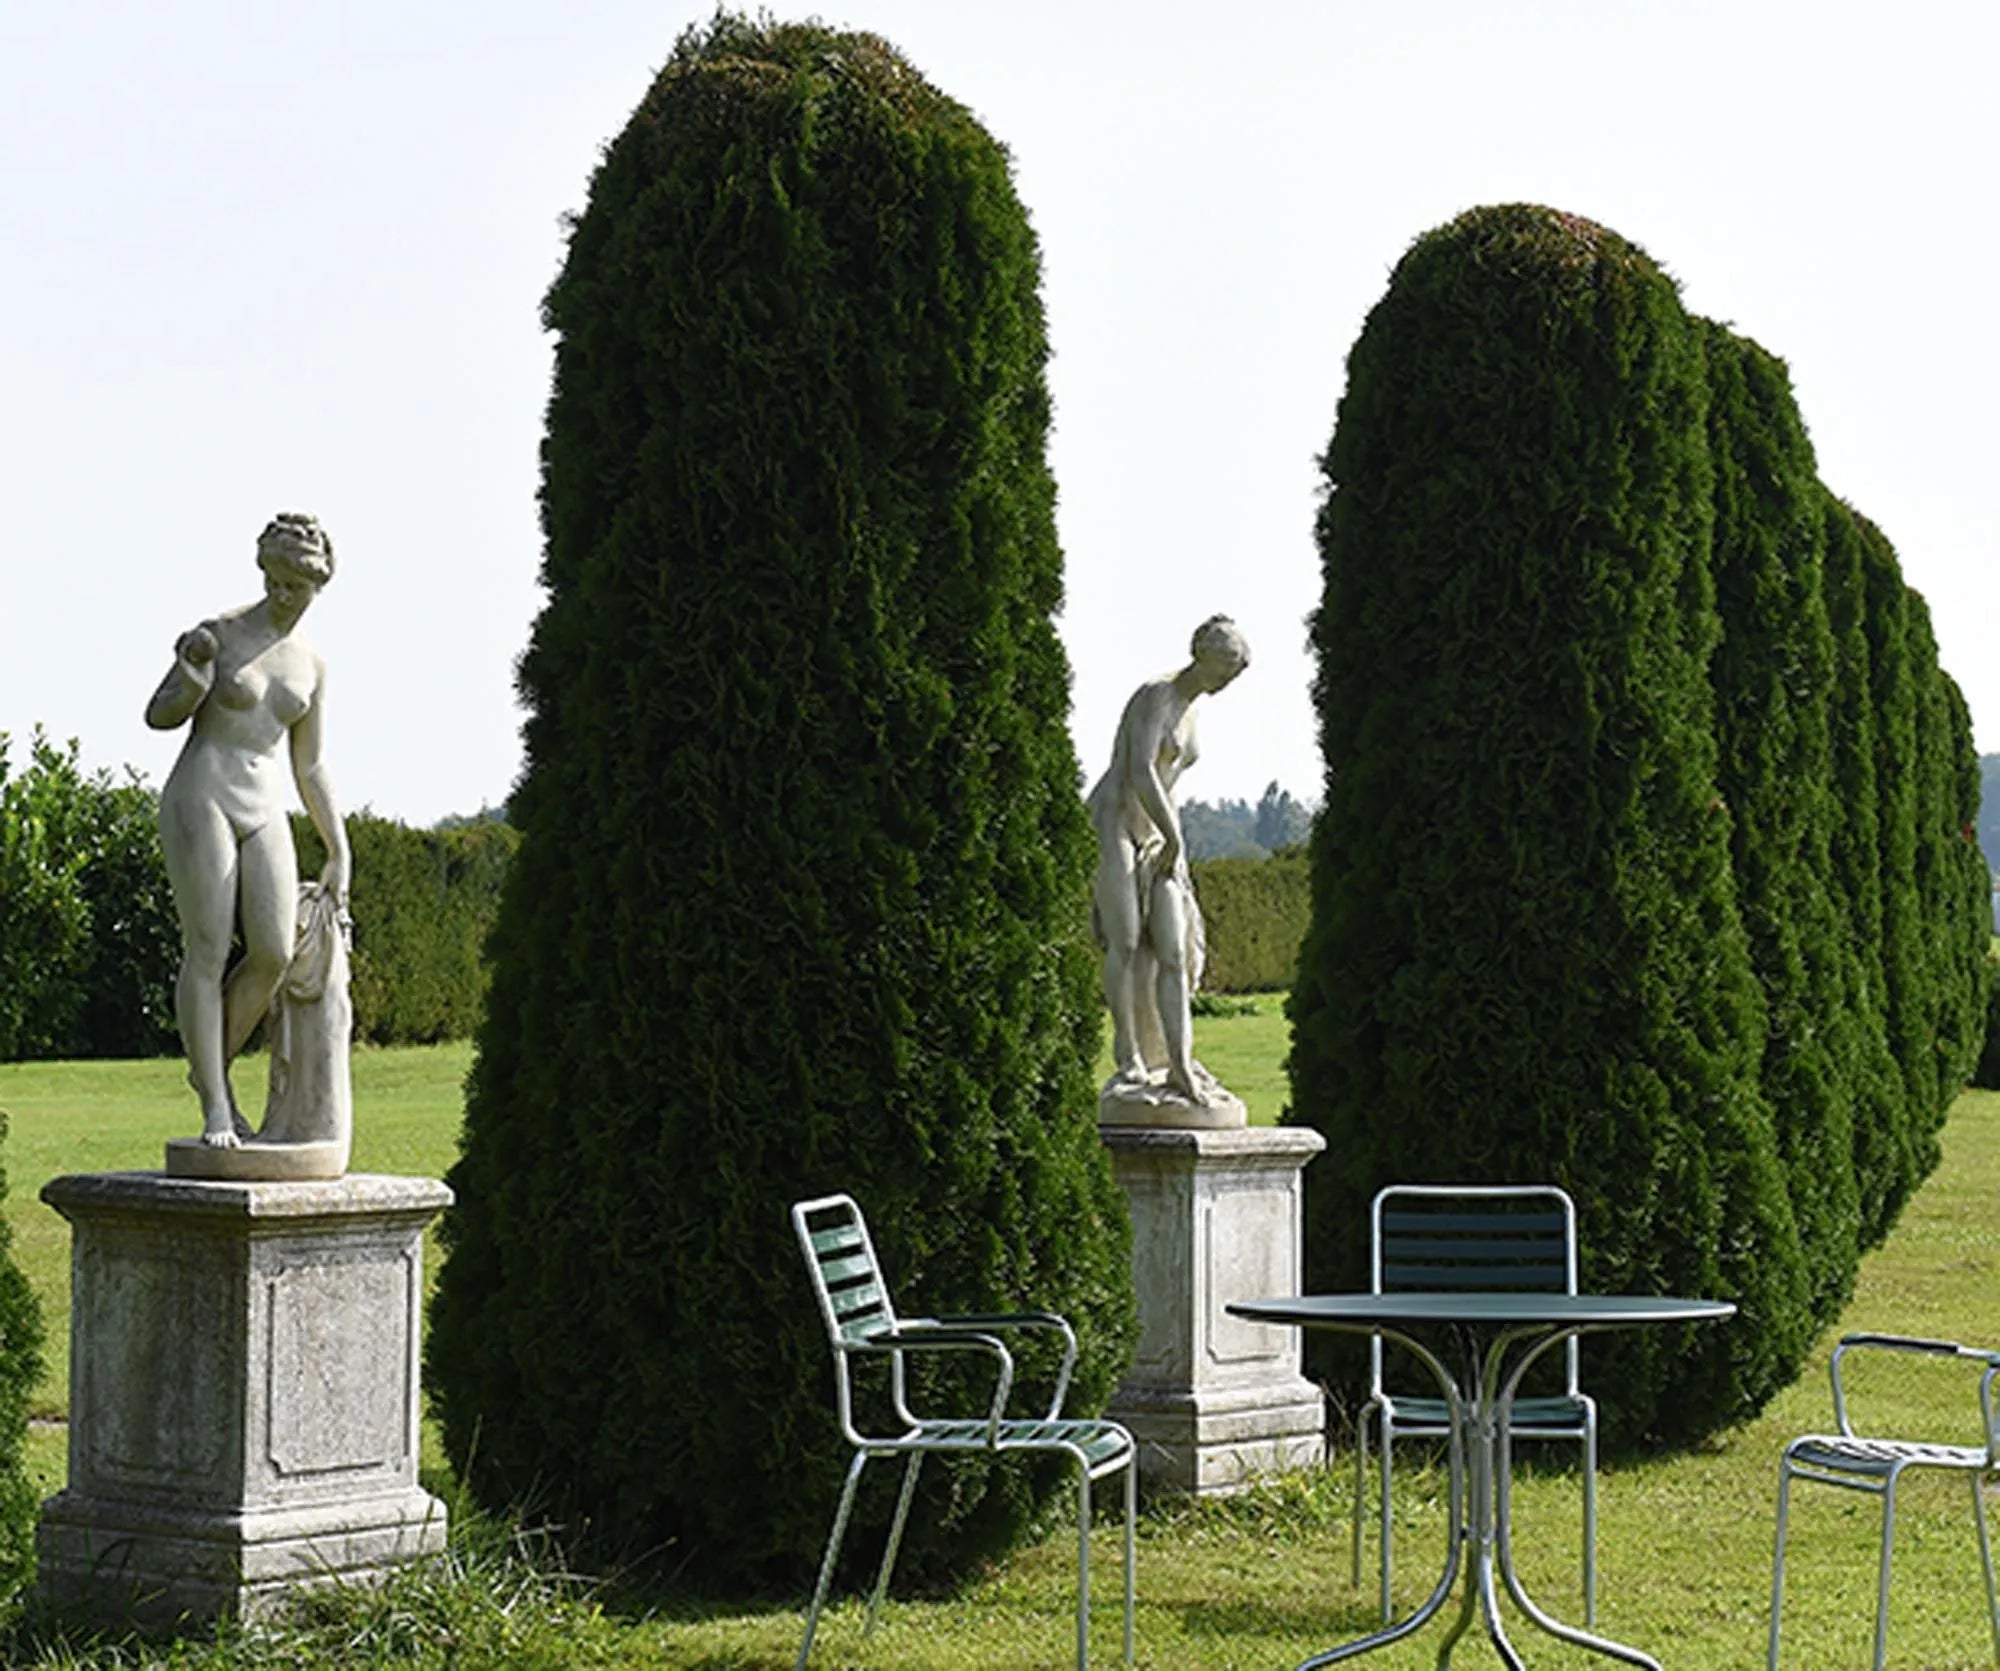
260,880 -> 353,1154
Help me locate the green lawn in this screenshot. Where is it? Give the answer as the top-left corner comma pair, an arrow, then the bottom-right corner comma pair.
1095,995 -> 1292,1125
1,1030 -> 1997,1667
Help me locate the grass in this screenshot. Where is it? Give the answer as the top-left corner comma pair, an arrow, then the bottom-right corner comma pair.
0,1027 -> 1996,1666
1094,995 -> 1291,1125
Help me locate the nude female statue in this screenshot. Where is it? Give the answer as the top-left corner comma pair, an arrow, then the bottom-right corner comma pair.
145,513 -> 349,1149
1086,614 -> 1250,1105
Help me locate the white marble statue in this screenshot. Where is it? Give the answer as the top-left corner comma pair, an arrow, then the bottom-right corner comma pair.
145,513 -> 350,1159
1087,615 -> 1249,1117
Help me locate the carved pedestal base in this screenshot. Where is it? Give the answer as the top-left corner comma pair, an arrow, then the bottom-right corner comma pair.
36,1172 -> 451,1628
1100,1125 -> 1327,1495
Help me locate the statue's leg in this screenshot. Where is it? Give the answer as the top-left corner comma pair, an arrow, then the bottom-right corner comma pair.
1094,849 -> 1147,1080
223,820 -> 300,1076
162,799 -> 242,1145
1148,875 -> 1198,1100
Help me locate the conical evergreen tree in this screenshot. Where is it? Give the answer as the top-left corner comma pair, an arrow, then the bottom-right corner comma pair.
429,15 -> 1131,1590
1286,206 -> 1810,1447
1698,324 -> 1864,1324
1907,604 -> 1990,1115
1817,495 -> 1908,1243
1854,510 -> 1939,1226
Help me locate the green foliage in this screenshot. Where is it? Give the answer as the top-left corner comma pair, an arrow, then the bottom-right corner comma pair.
1975,952 -> 2000,1091
0,731 -> 177,1062
293,815 -> 518,1046
0,732 -> 91,1061
0,1115 -> 45,1606
430,13 -> 1131,1595
0,732 -> 508,1063
1286,206 -> 1810,1448
1285,204 -> 1988,1451
1191,849 -> 1308,992
1699,325 -> 1873,1321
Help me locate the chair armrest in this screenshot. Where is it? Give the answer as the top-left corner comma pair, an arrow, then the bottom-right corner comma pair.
935,1311 -> 1080,1418
851,1322 -> 1016,1443
1839,1332 -> 1967,1356
1828,1333 -> 2000,1441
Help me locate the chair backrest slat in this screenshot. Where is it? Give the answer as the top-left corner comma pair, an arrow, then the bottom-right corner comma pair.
794,1193 -> 899,1348
1369,1183 -> 1584,1396
1382,1260 -> 1569,1290
817,1251 -> 877,1288
1381,1233 -> 1566,1262
1381,1210 -> 1567,1236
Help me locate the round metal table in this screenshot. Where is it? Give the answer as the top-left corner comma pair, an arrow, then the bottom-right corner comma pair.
1226,1291 -> 1737,1670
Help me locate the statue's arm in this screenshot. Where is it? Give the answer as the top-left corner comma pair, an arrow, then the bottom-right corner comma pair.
144,626 -> 218,730
290,659 -> 351,907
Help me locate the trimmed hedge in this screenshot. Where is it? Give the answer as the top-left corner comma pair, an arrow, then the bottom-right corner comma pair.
0,732 -> 178,1062
294,814 -> 518,1045
429,14 -> 1131,1595
0,734 -> 511,1062
1284,204 -> 1992,1449
1700,324 -> 1868,1323
1191,849 -> 1308,992
1973,953 -> 2000,1090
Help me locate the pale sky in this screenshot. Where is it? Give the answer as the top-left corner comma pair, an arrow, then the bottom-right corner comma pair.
3,1 -> 1994,827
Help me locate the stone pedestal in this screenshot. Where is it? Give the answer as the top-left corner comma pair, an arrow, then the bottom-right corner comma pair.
1101,1125 -> 1326,1495
37,1171 -> 452,1628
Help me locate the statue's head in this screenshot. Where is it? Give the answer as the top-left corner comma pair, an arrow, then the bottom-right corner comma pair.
1189,614 -> 1250,690
256,513 -> 336,589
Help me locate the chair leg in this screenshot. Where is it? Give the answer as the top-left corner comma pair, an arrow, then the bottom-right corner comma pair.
1971,1471 -> 1999,1667
1582,1422 -> 1598,1627
865,1452 -> 923,1639
1120,1455 -> 1136,1663
799,1450 -> 870,1671
1378,1422 -> 1395,1623
1874,1472 -> 1899,1671
1350,1409 -> 1369,1590
1076,1465 -> 1093,1671
1767,1459 -> 1793,1671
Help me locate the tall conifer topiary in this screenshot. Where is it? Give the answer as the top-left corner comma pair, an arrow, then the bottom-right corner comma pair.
1907,606 -> 1990,1113
1698,324 -> 1868,1324
1286,206 -> 1811,1447
1818,495 -> 1906,1240
429,15 -> 1130,1589
1854,511 -> 1942,1223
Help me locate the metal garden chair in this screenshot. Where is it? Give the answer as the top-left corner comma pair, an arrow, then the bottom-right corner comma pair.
791,1192 -> 1136,1671
1768,1331 -> 2000,1670
1352,1183 -> 1598,1625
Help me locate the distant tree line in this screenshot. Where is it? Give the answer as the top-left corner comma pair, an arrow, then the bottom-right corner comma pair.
1181,780 -> 1313,860
0,728 -> 516,1061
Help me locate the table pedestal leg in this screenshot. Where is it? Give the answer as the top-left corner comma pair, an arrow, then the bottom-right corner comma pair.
1297,1332 -> 1465,1670
1491,1330 -> 1662,1671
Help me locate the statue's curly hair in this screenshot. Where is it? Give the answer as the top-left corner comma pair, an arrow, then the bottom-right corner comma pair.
1190,613 -> 1248,670
256,511 -> 336,586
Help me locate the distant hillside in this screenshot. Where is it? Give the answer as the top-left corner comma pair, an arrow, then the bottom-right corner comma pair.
1981,755 -> 2000,878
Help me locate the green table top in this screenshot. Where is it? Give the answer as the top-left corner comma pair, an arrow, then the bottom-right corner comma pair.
1228,1292 -> 1736,1329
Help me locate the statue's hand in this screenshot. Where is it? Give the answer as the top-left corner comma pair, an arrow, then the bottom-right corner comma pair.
321,850 -> 351,913
177,623 -> 220,667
